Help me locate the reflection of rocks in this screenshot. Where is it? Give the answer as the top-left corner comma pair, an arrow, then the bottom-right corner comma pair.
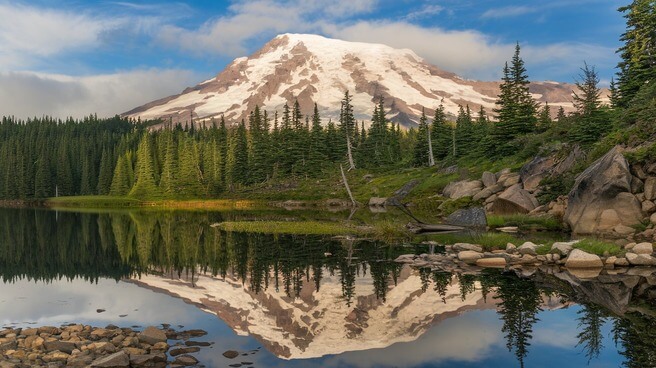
127,266 -> 497,360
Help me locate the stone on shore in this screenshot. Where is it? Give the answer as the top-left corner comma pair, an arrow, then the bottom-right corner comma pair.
476,257 -> 507,268
565,249 -> 603,268
90,351 -> 130,368
138,326 -> 167,345
457,251 -> 483,264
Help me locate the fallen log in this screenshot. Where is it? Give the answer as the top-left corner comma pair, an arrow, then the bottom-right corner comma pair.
406,222 -> 466,234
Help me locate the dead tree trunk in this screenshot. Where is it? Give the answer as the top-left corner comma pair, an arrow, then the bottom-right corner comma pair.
340,164 -> 357,207
346,133 -> 356,171
427,127 -> 435,167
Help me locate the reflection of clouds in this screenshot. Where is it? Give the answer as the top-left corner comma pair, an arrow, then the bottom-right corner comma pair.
320,311 -> 503,368
532,309 -> 579,349
0,279 -> 204,327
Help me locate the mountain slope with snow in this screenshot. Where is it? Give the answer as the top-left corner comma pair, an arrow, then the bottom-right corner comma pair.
125,33 -> 578,127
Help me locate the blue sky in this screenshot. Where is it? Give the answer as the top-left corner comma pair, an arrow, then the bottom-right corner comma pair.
0,0 -> 626,118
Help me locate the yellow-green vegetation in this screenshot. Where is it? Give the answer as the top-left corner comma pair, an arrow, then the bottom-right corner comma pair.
48,196 -> 266,211
429,232 -> 525,252
487,214 -> 564,231
215,221 -> 369,235
573,238 -> 624,256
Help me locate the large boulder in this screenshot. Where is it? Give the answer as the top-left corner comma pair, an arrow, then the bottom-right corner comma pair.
446,207 -> 487,228
564,146 -> 642,234
520,156 -> 556,192
443,180 -> 483,199
489,184 -> 539,214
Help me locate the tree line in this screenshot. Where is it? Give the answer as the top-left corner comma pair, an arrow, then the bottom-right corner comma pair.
0,0 -> 653,200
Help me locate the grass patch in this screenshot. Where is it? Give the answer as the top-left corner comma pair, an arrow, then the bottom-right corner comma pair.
215,221 -> 367,235
47,196 -> 266,211
535,244 -> 552,255
487,214 -> 564,231
573,238 -> 623,256
428,232 -> 525,252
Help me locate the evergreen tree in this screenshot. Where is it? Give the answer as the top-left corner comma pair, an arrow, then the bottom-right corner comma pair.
307,103 -> 327,171
431,103 -> 452,159
129,134 -> 160,198
571,63 -> 608,145
490,44 -> 537,155
454,105 -> 474,157
412,110 -> 430,167
537,102 -> 552,132
97,148 -> 114,195
110,154 -> 131,196
231,120 -> 249,186
159,133 -> 178,195
615,0 -> 656,107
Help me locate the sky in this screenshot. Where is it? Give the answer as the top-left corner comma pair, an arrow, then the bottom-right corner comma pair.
0,0 -> 627,119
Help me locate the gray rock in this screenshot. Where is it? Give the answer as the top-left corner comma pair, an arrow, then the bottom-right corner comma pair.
173,354 -> 199,366
565,249 -> 603,268
129,354 -> 167,366
445,207 -> 487,228
490,184 -> 539,214
518,242 -> 539,256
564,146 -> 642,234
520,156 -> 556,191
481,171 -> 497,187
452,243 -> 483,253
223,350 -> 240,359
457,251 -> 483,264
551,241 -> 576,256
90,351 -> 129,368
615,257 -> 630,267
170,346 -> 200,356
44,340 -> 76,354
498,172 -> 521,187
443,180 -> 484,199
625,252 -> 656,266
632,242 -> 653,255
645,177 -> 656,200
138,326 -> 167,345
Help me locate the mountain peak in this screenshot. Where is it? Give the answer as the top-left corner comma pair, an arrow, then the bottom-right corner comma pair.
124,33 -> 576,127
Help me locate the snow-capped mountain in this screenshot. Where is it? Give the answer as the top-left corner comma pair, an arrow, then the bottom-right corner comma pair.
124,33 -> 577,128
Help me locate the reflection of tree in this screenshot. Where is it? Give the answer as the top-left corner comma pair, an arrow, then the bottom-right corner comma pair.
576,303 -> 607,362
612,312 -> 656,368
495,275 -> 542,368
431,271 -> 451,303
457,274 -> 476,301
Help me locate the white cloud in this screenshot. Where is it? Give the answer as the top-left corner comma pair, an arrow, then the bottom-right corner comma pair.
481,6 -> 536,19
154,0 -> 377,57
405,4 -> 445,20
0,3 -> 124,70
0,69 -> 199,119
327,21 -> 616,81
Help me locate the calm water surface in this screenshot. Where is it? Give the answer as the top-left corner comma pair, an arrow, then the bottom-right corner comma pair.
0,208 -> 654,368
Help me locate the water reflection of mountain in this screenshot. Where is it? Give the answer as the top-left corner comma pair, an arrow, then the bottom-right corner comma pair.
129,267 -> 498,359
1,208 -> 656,367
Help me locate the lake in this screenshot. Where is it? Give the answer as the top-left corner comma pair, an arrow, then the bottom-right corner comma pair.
0,208 -> 653,368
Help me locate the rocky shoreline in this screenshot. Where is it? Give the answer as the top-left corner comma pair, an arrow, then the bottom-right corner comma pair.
396,239 -> 656,277
0,324 -> 216,368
